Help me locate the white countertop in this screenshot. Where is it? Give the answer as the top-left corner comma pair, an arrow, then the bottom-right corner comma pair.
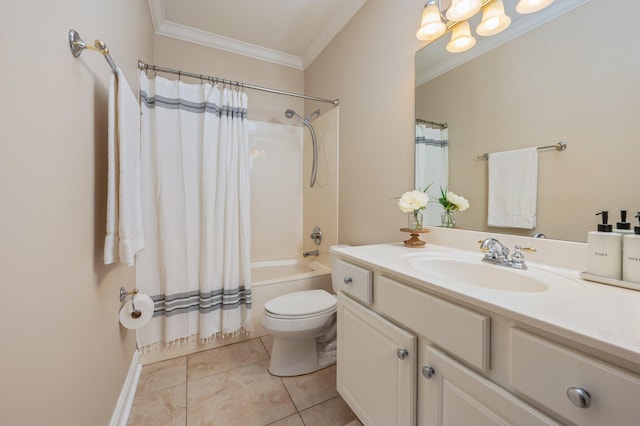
331,232 -> 640,366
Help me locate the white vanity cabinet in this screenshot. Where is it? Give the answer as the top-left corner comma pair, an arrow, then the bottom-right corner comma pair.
332,250 -> 640,426
337,293 -> 416,426
419,344 -> 559,425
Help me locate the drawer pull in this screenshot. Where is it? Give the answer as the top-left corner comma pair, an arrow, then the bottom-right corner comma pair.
567,387 -> 591,409
422,366 -> 435,379
397,348 -> 409,360
343,276 -> 353,285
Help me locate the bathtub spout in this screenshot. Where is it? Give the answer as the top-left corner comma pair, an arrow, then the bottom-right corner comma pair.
303,250 -> 319,258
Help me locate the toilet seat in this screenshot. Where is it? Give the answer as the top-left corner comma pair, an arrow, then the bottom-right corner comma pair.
264,289 -> 337,319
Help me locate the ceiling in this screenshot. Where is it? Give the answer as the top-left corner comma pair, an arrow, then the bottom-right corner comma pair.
148,0 -> 368,70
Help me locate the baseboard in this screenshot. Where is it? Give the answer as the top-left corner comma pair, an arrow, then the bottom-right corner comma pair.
109,349 -> 141,426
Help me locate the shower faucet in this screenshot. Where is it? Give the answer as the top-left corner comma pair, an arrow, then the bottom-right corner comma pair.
310,226 -> 322,246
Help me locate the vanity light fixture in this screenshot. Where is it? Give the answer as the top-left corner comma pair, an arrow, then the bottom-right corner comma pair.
416,0 -> 447,41
417,0 -> 555,53
476,0 -> 511,36
516,0 -> 554,14
446,0 -> 482,21
446,21 -> 476,53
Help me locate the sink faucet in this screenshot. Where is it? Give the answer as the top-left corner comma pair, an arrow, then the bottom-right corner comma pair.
478,238 -> 536,270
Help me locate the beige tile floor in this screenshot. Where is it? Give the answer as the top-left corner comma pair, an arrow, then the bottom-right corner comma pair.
128,336 -> 363,426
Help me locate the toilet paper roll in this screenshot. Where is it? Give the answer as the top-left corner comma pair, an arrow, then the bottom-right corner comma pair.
119,293 -> 154,330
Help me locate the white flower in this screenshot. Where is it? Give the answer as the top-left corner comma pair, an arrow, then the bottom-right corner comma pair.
446,191 -> 470,211
398,190 -> 429,213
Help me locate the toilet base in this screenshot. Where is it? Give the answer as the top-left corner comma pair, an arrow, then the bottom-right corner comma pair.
268,337 -> 336,377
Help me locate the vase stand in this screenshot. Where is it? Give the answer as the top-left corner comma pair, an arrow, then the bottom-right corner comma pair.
399,228 -> 430,248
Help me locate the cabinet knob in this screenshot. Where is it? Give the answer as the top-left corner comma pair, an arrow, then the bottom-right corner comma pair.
567,387 -> 591,409
396,348 -> 409,360
422,366 -> 435,379
343,276 -> 353,285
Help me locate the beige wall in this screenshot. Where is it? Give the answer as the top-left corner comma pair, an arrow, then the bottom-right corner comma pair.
153,36 -> 305,124
305,0 -> 427,245
0,1 -> 152,424
417,0 -> 638,242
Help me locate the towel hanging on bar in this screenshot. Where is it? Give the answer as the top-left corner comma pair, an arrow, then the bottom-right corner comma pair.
477,141 -> 566,160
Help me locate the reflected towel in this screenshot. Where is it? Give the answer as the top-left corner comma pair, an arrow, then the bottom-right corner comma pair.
488,147 -> 538,229
104,69 -> 145,266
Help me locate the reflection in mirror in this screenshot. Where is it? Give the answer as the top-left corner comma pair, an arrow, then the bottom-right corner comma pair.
415,0 -> 640,242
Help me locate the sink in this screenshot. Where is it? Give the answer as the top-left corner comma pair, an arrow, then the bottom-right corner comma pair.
408,256 -> 549,293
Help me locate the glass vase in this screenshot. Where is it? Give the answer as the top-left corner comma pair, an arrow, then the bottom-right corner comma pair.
408,210 -> 424,230
441,210 -> 456,228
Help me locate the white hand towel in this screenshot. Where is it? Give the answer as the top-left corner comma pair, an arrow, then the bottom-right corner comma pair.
487,147 -> 538,229
104,69 -> 145,266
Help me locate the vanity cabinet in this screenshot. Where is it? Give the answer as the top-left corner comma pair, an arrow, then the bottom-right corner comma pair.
337,292 -> 416,426
419,344 -> 559,425
510,328 -> 640,426
332,252 -> 640,426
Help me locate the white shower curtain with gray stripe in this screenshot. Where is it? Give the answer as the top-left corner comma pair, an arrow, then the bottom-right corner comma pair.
415,124 -> 449,226
136,72 -> 252,351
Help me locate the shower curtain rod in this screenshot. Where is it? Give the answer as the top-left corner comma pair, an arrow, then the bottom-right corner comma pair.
416,118 -> 448,129
137,61 -> 340,106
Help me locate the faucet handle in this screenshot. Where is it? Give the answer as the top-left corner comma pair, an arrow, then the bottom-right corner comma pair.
518,246 -> 537,254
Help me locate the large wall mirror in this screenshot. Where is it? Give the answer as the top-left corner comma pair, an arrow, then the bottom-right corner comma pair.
415,0 -> 639,243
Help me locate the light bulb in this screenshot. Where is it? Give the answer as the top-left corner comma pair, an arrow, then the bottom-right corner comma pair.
446,21 -> 476,53
446,0 -> 482,22
416,1 -> 446,41
516,0 -> 554,14
477,0 -> 511,36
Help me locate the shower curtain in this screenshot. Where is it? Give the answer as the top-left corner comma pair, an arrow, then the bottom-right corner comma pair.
136,72 -> 252,351
415,124 -> 449,226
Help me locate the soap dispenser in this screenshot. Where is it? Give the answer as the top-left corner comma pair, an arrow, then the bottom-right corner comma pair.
587,211 -> 622,280
616,210 -> 633,235
622,212 -> 640,283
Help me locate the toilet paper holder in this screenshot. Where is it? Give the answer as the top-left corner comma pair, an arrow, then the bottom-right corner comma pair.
119,287 -> 142,319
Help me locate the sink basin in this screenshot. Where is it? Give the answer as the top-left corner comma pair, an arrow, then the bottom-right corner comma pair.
408,256 -> 549,293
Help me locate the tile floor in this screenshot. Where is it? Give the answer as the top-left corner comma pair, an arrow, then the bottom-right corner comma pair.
128,335 -> 362,426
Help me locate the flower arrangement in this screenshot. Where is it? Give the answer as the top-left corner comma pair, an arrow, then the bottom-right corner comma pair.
436,187 -> 469,228
437,187 -> 470,212
398,189 -> 429,229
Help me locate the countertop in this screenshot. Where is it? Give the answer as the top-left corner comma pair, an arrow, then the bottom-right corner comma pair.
331,232 -> 640,366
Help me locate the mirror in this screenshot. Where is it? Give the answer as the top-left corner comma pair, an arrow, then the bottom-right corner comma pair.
415,0 -> 640,243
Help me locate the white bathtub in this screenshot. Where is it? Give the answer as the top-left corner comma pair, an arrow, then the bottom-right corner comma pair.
140,258 -> 333,364
251,259 -> 333,333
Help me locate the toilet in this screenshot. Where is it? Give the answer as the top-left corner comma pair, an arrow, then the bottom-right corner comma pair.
262,289 -> 337,376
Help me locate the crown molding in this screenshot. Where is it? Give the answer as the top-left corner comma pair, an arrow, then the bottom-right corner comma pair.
156,20 -> 304,70
301,0 -> 368,68
147,0 -> 366,70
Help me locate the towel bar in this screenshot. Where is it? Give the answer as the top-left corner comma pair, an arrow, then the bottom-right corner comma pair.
477,141 -> 567,160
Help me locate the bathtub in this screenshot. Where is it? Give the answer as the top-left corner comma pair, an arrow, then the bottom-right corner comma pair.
251,259 -> 333,333
139,258 -> 332,364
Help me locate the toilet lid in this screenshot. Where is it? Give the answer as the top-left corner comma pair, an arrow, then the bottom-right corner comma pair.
264,290 -> 337,317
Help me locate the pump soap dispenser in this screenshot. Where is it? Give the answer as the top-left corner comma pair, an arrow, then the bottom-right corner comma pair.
616,210 -> 633,235
622,212 -> 640,283
587,211 -> 622,280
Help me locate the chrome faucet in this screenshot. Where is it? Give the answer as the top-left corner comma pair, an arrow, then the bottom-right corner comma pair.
303,249 -> 319,258
478,238 -> 536,270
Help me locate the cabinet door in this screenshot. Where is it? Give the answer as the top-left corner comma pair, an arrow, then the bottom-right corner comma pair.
337,293 -> 417,426
419,345 -> 559,426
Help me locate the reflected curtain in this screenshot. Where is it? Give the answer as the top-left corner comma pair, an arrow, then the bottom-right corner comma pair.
415,124 -> 449,226
136,72 -> 252,351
